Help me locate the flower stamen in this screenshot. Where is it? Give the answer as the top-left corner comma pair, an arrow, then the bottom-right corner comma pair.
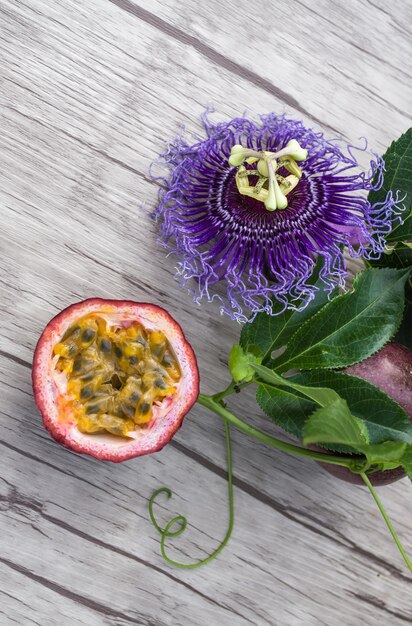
154,112 -> 400,322
229,140 -> 308,211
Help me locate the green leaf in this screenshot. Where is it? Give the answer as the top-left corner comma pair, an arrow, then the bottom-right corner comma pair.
228,344 -> 261,383
240,259 -> 332,364
257,383 -> 314,439
303,399 -> 369,447
256,370 -> 412,445
300,371 -> 412,445
395,301 -> 412,350
303,406 -> 405,464
369,128 -> 412,244
369,245 -> 412,270
360,441 -> 406,465
400,446 -> 412,481
272,268 -> 410,372
253,364 -> 341,407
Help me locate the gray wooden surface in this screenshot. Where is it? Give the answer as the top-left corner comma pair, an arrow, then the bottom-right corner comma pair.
1,0 -> 411,624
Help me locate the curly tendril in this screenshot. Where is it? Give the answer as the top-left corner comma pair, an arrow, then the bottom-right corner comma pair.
148,420 -> 234,568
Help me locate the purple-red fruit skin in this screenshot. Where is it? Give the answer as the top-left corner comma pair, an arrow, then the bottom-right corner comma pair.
318,342 -> 412,486
317,459 -> 405,486
346,342 -> 412,418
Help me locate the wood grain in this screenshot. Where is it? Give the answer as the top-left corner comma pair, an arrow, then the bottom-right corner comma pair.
1,0 -> 411,624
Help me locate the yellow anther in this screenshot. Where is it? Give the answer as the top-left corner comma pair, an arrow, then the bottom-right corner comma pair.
236,165 -> 250,190
240,186 -> 269,202
229,152 -> 247,167
279,156 -> 303,178
229,138 -> 308,211
280,175 -> 300,196
283,139 -> 308,162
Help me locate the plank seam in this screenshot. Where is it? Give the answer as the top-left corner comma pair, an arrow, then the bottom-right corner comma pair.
1,355 -> 408,583
107,0 -> 339,133
0,556 -> 155,625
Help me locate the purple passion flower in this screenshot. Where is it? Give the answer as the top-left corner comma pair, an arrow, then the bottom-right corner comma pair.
153,113 -> 399,323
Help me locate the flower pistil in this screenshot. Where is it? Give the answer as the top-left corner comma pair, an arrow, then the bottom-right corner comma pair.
228,139 -> 308,211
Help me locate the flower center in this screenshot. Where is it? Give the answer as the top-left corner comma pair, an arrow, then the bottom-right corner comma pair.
228,139 -> 308,212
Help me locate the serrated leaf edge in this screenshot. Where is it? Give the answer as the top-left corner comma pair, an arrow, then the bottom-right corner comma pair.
299,370 -> 412,437
302,398 -> 368,447
256,368 -> 412,452
256,383 -> 307,439
271,267 -> 410,371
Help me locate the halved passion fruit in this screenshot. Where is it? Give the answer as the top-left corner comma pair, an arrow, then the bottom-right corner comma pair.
32,299 -> 199,462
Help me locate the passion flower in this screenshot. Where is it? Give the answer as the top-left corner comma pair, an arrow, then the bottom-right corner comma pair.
154,113 -> 400,322
32,299 -> 199,462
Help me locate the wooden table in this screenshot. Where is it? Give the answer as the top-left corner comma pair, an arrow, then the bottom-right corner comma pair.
1,1 -> 411,624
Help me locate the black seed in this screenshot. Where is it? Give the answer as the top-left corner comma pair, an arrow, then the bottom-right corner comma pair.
111,374 -> 123,390
80,372 -> 94,382
100,338 -> 112,354
140,402 -> 150,415
114,346 -> 123,358
86,404 -> 99,414
66,342 -> 79,356
82,328 -> 96,343
62,325 -> 80,341
151,345 -> 164,358
113,406 -> 124,417
121,404 -> 135,419
162,353 -> 172,366
80,385 -> 93,400
155,367 -> 168,377
129,391 -> 140,403
154,377 -> 166,389
129,356 -> 138,365
73,358 -> 82,373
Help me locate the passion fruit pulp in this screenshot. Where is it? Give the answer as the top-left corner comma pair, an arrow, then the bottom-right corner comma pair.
33,299 -> 199,462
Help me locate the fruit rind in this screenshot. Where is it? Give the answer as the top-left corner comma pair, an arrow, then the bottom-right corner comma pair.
32,299 -> 200,462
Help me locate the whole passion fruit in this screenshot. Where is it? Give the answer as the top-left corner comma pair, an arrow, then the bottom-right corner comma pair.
318,342 -> 412,485
33,299 -> 199,462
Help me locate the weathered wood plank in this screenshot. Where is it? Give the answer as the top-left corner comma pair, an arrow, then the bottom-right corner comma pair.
1,0 -> 411,624
1,225 -> 411,624
108,0 -> 412,145
1,379 -> 411,626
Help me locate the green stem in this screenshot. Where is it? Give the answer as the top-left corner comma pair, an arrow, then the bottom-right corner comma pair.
360,472 -> 412,573
212,380 -> 249,403
148,420 -> 234,568
198,393 -> 358,469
